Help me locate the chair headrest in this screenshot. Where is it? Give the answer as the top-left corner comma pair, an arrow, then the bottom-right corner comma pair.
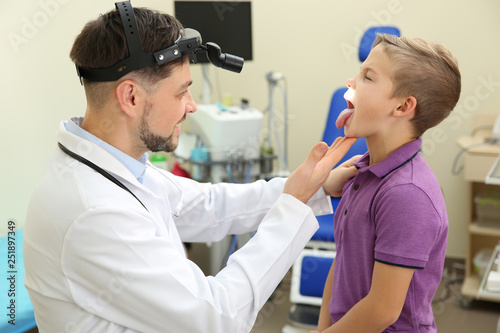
359,26 -> 401,62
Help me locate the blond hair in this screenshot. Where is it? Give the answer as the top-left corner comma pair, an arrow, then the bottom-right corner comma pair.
373,34 -> 461,137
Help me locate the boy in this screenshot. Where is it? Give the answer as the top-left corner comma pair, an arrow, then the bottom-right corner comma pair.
314,34 -> 461,332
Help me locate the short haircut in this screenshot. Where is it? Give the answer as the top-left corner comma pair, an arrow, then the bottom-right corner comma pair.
70,7 -> 188,108
373,34 -> 461,137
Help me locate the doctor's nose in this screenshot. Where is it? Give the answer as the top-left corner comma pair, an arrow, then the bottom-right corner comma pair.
186,90 -> 197,114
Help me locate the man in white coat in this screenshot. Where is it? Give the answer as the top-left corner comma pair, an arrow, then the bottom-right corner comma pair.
24,3 -> 359,332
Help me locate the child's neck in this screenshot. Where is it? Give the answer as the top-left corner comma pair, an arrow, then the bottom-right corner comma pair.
366,133 -> 416,166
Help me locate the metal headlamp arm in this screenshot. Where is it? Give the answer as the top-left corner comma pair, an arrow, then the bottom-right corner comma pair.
75,1 -> 243,84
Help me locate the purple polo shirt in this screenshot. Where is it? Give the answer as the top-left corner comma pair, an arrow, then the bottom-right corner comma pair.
329,138 -> 447,333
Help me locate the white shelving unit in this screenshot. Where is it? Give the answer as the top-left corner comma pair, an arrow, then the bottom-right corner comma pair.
457,113 -> 500,303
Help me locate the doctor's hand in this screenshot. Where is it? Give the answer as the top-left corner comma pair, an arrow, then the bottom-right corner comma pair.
283,137 -> 356,204
323,154 -> 362,197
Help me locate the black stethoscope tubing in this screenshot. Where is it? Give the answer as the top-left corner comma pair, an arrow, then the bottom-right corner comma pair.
58,142 -> 149,212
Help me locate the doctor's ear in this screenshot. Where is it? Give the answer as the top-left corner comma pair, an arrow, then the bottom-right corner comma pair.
394,96 -> 417,119
115,80 -> 144,117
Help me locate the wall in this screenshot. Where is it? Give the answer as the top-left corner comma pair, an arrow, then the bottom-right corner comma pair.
2,0 -> 500,257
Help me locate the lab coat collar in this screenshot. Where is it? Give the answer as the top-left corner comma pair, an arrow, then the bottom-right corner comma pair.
57,120 -> 144,188
66,117 -> 148,183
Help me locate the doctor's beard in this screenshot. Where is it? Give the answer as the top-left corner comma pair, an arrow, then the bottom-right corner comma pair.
139,102 -> 184,153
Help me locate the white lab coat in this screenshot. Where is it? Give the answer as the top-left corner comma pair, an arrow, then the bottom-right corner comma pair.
23,121 -> 332,333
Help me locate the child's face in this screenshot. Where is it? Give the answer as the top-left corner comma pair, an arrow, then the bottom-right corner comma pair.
343,45 -> 401,139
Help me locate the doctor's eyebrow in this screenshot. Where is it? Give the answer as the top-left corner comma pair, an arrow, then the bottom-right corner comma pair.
178,80 -> 193,92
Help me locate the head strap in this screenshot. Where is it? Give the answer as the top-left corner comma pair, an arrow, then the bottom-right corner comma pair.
75,1 -> 242,84
75,1 -> 202,83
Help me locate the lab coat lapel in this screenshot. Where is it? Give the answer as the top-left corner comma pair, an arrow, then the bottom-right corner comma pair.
57,121 -> 142,188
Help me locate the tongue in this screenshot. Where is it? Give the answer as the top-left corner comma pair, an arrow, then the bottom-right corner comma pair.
336,108 -> 354,129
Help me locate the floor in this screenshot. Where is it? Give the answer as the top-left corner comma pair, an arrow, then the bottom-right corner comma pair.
251,260 -> 500,333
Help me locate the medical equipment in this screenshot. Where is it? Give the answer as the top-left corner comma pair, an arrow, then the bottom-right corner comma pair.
284,248 -> 336,332
75,1 -> 244,83
181,72 -> 291,183
181,104 -> 264,276
185,104 -> 264,183
263,71 -> 290,175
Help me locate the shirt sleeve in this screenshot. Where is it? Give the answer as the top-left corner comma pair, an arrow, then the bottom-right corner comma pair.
61,194 -> 319,333
372,183 -> 445,269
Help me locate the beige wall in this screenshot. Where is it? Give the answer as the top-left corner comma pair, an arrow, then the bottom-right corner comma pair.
2,0 -> 500,257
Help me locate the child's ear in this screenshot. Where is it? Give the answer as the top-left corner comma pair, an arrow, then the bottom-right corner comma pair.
394,96 -> 417,119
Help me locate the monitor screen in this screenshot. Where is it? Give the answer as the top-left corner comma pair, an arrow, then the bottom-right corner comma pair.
174,1 -> 253,63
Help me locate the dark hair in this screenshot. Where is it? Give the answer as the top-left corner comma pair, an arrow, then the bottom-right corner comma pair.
373,34 -> 461,137
70,7 -> 187,107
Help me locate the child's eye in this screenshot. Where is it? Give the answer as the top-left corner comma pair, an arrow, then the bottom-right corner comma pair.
359,68 -> 372,81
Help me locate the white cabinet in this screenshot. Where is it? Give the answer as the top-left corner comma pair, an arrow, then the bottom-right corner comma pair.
457,113 -> 500,302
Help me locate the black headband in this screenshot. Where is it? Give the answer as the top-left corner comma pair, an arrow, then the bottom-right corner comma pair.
76,1 -> 243,83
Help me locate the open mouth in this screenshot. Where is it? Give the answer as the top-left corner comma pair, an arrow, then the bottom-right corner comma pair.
335,88 -> 355,129
346,100 -> 355,109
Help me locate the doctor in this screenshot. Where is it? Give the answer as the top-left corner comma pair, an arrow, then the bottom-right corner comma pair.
24,3 -> 358,333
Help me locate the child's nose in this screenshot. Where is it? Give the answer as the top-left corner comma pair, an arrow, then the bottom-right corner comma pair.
346,76 -> 356,89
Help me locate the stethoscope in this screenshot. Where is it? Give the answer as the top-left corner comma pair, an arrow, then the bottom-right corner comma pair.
58,142 -> 184,217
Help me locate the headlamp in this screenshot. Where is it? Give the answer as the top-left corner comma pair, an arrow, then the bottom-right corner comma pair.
75,1 -> 244,83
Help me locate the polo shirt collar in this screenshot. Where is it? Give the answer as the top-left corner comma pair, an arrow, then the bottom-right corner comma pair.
354,138 -> 422,179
